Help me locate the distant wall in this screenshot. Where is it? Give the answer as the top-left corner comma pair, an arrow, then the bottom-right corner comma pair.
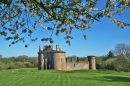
66,62 -> 89,70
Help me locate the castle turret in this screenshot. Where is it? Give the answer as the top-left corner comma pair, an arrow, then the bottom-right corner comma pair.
88,56 -> 96,70
54,45 -> 66,70
38,46 -> 44,70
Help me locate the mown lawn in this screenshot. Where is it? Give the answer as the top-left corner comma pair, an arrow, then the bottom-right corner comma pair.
0,68 -> 130,86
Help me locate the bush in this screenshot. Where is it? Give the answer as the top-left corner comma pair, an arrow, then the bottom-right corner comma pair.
0,56 -> 36,70
14,62 -> 25,68
0,62 -> 6,70
23,62 -> 34,68
96,57 -> 106,69
97,57 -> 130,72
103,58 -> 116,70
113,58 -> 130,72
6,62 -> 16,69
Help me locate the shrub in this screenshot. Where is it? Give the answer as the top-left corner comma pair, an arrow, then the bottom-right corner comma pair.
14,62 -> 25,68
113,57 -> 130,72
6,62 -> 16,69
0,62 -> 6,70
23,62 -> 34,68
96,57 -> 106,69
97,57 -> 130,72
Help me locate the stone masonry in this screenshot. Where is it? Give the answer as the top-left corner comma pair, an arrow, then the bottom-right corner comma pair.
37,45 -> 96,70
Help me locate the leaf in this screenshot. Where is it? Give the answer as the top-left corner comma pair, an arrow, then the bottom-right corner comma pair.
9,44 -> 11,47
69,19 -> 76,24
66,40 -> 71,46
0,31 -> 7,36
41,38 -> 49,41
14,34 -> 19,40
47,27 -> 52,30
49,38 -> 54,44
22,29 -> 27,33
35,0 -> 41,4
11,41 -> 15,44
25,45 -> 28,48
83,35 -> 87,40
6,37 -> 13,40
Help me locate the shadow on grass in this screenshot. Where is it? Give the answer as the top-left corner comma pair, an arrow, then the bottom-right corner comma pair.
74,76 -> 130,82
103,76 -> 130,82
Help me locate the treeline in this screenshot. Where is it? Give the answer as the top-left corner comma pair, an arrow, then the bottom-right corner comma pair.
1,43 -> 130,72
96,43 -> 130,72
0,55 -> 37,70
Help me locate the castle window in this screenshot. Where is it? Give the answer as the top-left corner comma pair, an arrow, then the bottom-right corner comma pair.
74,64 -> 75,67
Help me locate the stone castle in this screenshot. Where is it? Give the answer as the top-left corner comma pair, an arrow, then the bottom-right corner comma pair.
38,45 -> 96,70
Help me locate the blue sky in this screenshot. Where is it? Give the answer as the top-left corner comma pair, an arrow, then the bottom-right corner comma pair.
0,1 -> 130,57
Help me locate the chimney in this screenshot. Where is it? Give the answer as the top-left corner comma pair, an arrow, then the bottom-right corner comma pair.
39,46 -> 42,52
56,45 -> 60,51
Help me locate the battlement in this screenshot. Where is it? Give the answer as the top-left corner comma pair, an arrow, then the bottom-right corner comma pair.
37,45 -> 96,71
43,45 -> 53,52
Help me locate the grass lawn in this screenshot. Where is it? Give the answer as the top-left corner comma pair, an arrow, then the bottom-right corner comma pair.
0,68 -> 130,86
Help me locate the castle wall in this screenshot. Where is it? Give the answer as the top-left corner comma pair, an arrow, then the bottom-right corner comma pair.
44,52 -> 54,69
66,62 -> 89,70
38,52 -> 44,70
37,45 -> 96,71
54,52 -> 66,70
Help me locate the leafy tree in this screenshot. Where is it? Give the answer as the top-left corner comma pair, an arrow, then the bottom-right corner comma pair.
0,0 -> 130,47
0,54 -> 2,58
107,51 -> 114,58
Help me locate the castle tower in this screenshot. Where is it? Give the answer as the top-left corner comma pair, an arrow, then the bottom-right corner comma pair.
54,45 -> 66,70
88,56 -> 96,70
43,45 -> 54,69
38,46 -> 44,70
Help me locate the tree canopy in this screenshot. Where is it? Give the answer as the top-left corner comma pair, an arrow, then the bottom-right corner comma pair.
107,51 -> 114,58
114,43 -> 130,58
0,0 -> 130,47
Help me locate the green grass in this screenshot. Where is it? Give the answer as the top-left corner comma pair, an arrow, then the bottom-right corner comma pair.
0,68 -> 130,86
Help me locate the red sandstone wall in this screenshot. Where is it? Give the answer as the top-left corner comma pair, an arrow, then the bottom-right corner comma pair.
54,53 -> 66,70
66,62 -> 89,70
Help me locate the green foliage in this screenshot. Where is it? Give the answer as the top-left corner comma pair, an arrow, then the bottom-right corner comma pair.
0,56 -> 36,70
96,56 -> 130,72
0,62 -> 6,70
0,0 -> 130,46
0,0 -> 11,5
112,57 -> 130,72
96,57 -> 106,69
107,51 -> 114,58
97,43 -> 130,71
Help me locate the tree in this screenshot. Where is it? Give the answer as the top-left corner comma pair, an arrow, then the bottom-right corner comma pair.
0,0 -> 130,47
107,51 -> 114,58
114,43 -> 130,58
0,54 -> 2,58
17,55 -> 29,61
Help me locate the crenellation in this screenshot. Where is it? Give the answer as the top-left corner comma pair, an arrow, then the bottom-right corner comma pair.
37,45 -> 96,70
